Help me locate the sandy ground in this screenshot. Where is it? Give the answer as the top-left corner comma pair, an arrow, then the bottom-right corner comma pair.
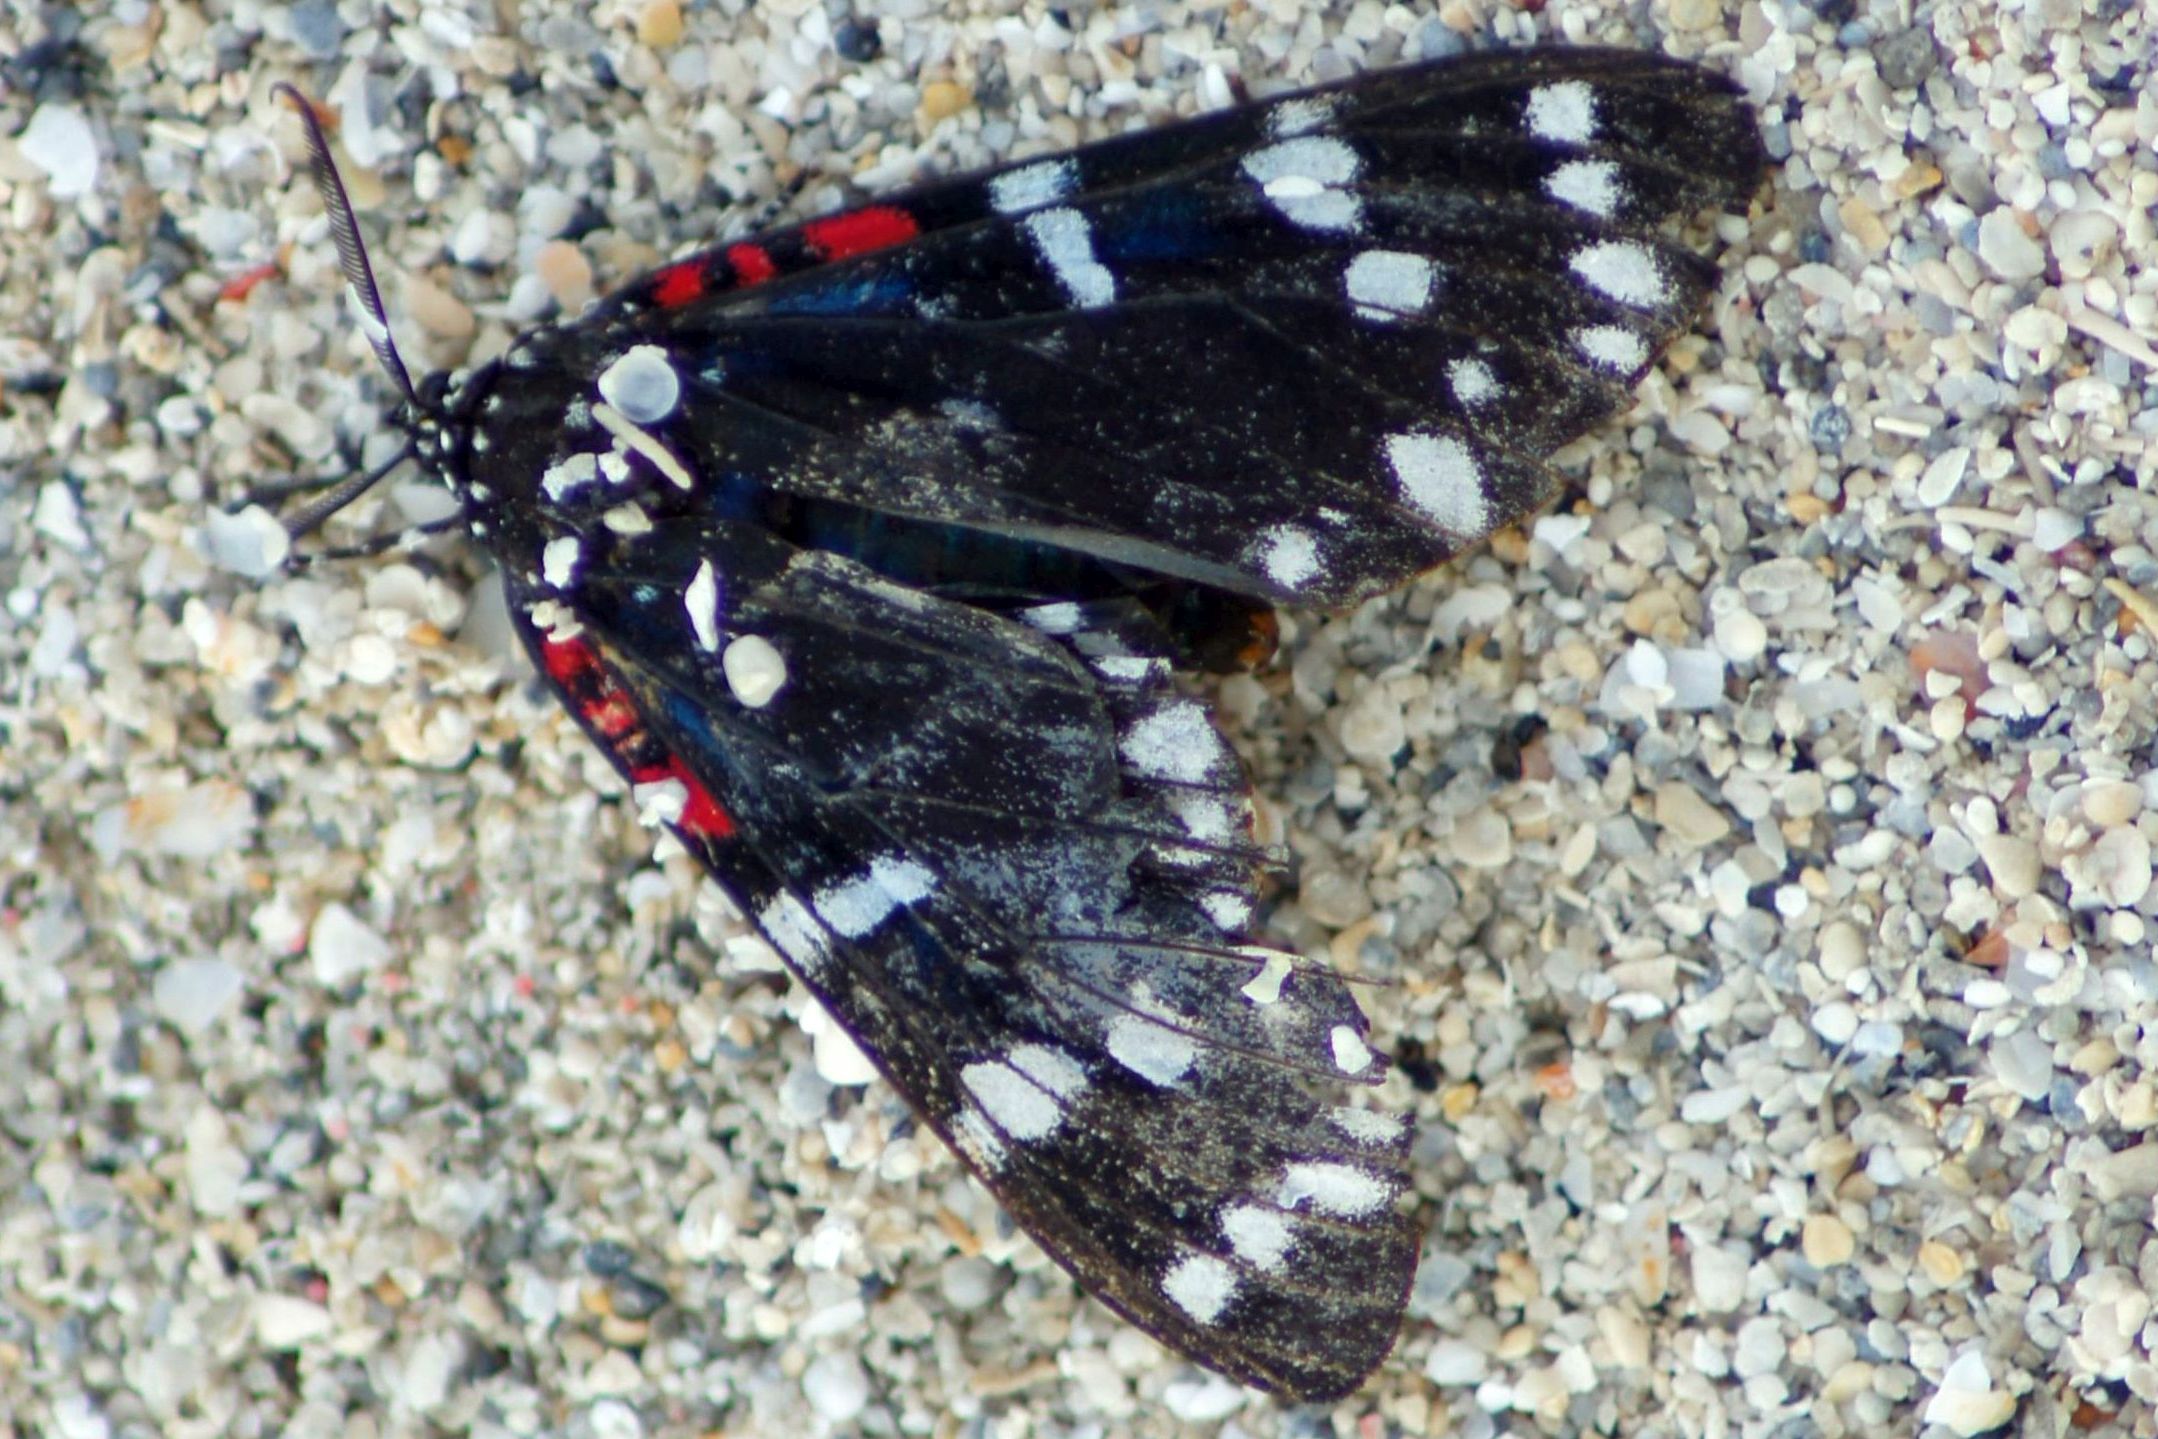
4,0 -> 2157,1434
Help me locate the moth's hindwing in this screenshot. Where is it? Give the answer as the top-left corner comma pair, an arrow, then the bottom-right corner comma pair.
511,525 -> 1416,1399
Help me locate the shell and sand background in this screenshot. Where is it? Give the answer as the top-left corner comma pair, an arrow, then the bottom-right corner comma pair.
3,0 -> 2156,1434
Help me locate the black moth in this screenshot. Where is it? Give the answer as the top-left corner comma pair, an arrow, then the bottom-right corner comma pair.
269,48 -> 1760,1401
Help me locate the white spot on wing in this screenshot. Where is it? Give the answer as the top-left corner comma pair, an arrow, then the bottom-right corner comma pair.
1546,158 -> 1623,218
1119,700 -> 1228,783
1267,95 -> 1335,138
1162,1253 -> 1238,1324
1088,654 -> 1164,685
1279,1160 -> 1392,1218
1241,136 -> 1363,234
1344,249 -> 1435,323
1571,240 -> 1668,308
685,559 -> 722,653
1330,1024 -> 1374,1075
1105,1012 -> 1198,1086
541,451 -> 598,502
1576,324 -> 1648,372
722,633 -> 788,708
1385,431 -> 1490,537
541,536 -> 581,589
596,344 -> 682,424
1448,357 -> 1501,407
1023,208 -> 1116,308
1255,525 -> 1321,591
757,891 -> 833,978
1201,890 -> 1254,933
1007,1042 -> 1089,1100
1332,1106 -> 1408,1146
1241,952 -> 1293,1004
1020,601 -> 1083,634
989,158 -> 1078,213
961,1058 -> 1066,1141
1221,1203 -> 1294,1272
953,1109 -> 1008,1171
1168,790 -> 1236,844
1525,80 -> 1597,144
812,854 -> 938,938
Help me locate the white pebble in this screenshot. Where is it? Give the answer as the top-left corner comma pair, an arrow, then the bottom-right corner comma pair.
450,208 -> 516,267
1732,1316 -> 1786,1376
1691,1244 -> 1748,1313
1161,1374 -> 1246,1422
2032,507 -> 2083,551
47,1393 -> 110,1439
1714,609 -> 1768,663
1816,921 -> 1865,980
1337,684 -> 1406,763
802,1352 -> 871,1422
253,1294 -> 335,1349
1991,1029 -> 2053,1101
19,103 -> 101,199
2069,826 -> 2152,909
2051,209 -> 2119,280
586,1398 -> 644,1439
1812,1000 -> 1859,1045
153,958 -> 246,1035
1680,1087 -> 1751,1124
2087,1141 -> 2158,1200
202,505 -> 292,578
1450,808 -> 1513,870
399,1330 -> 464,1410
1850,1021 -> 1904,1058
1915,446 -> 1971,507
2081,781 -> 2142,827
938,1257 -> 999,1312
309,902 -> 392,986
35,480 -> 88,547
1975,208 -> 2046,281
1923,1352 -> 2017,1437
185,1106 -> 248,1217
1666,648 -> 1727,710
91,781 -> 255,860
1424,1337 -> 1489,1385
1974,833 -> 2041,897
801,997 -> 879,1085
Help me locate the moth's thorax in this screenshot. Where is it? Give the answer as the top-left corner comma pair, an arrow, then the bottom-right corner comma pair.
435,326 -> 716,568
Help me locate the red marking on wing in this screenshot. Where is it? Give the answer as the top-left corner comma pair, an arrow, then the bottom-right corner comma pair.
649,257 -> 712,308
676,783 -> 732,839
540,636 -> 735,841
586,693 -> 639,739
802,206 -> 920,261
540,635 -> 600,685
728,243 -> 778,286
629,758 -> 735,840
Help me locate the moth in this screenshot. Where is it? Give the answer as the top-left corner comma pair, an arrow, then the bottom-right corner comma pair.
267,47 -> 1760,1399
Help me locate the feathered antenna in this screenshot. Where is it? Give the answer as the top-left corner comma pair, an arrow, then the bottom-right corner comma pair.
273,83 -> 418,405
270,83 -> 426,539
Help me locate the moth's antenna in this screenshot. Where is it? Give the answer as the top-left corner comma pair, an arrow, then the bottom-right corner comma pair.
270,83 -> 432,540
272,82 -> 420,411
